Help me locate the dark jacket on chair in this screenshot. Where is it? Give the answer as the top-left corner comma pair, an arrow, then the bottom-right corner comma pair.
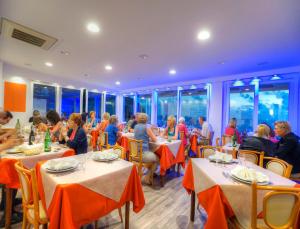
240,136 -> 276,156
60,127 -> 88,155
274,132 -> 300,174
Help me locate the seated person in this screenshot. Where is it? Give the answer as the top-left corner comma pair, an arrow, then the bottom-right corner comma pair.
87,111 -> 98,129
224,118 -> 241,143
129,114 -> 139,133
105,115 -> 121,146
193,116 -> 213,144
96,112 -> 110,133
240,124 -> 276,156
273,121 -> 300,176
162,115 -> 176,138
134,113 -> 158,184
46,110 -> 63,141
59,113 -> 88,155
175,117 -> 189,146
29,110 -> 40,123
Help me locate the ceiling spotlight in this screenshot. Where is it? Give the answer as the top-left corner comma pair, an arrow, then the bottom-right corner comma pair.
166,87 -> 170,90
197,30 -> 210,40
250,78 -> 260,85
233,80 -> 244,87
115,81 -> 120,85
105,65 -> 113,71
130,92 -> 134,95
139,54 -> 149,60
45,62 -> 53,67
87,22 -> 100,33
271,75 -> 281,80
190,85 -> 197,89
60,50 -> 70,55
169,69 -> 176,75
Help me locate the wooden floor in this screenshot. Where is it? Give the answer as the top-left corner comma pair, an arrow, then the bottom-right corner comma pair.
2,171 -> 205,229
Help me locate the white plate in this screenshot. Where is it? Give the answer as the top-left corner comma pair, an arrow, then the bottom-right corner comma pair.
208,158 -> 236,164
92,152 -> 118,162
230,173 -> 270,185
46,166 -> 77,173
6,149 -> 23,154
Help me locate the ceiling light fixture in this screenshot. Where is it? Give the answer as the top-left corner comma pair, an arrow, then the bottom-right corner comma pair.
45,62 -> 53,67
115,81 -> 120,85
197,30 -> 210,40
169,69 -> 176,75
139,54 -> 149,60
271,75 -> 281,80
190,85 -> 197,89
105,65 -> 112,71
87,22 -> 100,33
60,50 -> 70,55
233,80 -> 244,87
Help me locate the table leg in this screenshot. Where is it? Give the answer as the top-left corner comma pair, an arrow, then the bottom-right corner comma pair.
160,175 -> 164,187
5,187 -> 12,229
125,201 -> 130,229
190,191 -> 195,222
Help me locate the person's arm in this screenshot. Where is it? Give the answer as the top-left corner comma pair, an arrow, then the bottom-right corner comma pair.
51,121 -> 62,134
147,127 -> 157,142
275,139 -> 297,159
66,129 -> 86,149
173,126 -> 179,140
0,137 -> 23,152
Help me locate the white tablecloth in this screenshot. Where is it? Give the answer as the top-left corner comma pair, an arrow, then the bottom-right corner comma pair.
191,158 -> 295,228
149,137 -> 181,157
40,152 -> 133,208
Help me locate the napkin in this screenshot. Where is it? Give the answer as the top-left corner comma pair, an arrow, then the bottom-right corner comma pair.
45,158 -> 79,171
210,152 -> 233,162
231,165 -> 269,183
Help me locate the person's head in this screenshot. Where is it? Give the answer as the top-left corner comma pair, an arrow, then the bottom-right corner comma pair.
0,111 -> 13,125
68,113 -> 82,129
167,115 -> 176,128
33,110 -> 40,117
137,113 -> 148,124
102,112 -> 110,121
274,121 -> 291,137
199,116 -> 206,126
228,118 -> 237,128
89,111 -> 96,119
46,110 -> 61,125
178,117 -> 185,124
109,115 -> 118,126
261,122 -> 275,137
33,116 -> 43,126
256,124 -> 270,138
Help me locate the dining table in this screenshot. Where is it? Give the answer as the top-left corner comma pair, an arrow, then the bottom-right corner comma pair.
36,152 -> 145,229
182,158 -> 297,229
0,143 -> 75,228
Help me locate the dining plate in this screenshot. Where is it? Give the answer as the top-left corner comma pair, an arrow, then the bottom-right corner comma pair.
45,166 -> 77,173
92,152 -> 118,162
6,148 -> 23,154
44,158 -> 79,173
230,173 -> 270,185
208,158 -> 236,164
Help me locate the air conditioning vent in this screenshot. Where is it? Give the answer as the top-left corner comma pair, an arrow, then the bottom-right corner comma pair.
0,17 -> 57,50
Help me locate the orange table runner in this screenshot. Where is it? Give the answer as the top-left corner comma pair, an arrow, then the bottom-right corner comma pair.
0,149 -> 75,189
36,164 -> 145,229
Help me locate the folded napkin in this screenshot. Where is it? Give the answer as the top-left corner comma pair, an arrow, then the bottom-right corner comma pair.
92,150 -> 118,161
231,165 -> 269,183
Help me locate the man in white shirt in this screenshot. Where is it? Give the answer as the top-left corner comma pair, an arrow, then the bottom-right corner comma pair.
199,116 -> 212,139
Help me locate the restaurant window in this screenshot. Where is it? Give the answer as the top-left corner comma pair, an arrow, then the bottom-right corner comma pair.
61,88 -> 81,118
124,96 -> 134,121
105,94 -> 116,115
229,86 -> 254,133
157,90 -> 177,127
137,94 -> 151,123
33,84 -> 56,115
258,83 -> 289,128
181,89 -> 207,129
88,91 -> 102,120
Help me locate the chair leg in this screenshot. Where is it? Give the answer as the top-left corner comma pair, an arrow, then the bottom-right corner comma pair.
118,207 -> 123,222
42,223 -> 48,229
22,212 -> 27,229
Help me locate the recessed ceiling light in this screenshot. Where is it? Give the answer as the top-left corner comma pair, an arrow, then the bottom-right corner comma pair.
130,92 -> 134,95
45,62 -> 53,67
115,81 -> 120,85
271,75 -> 281,80
218,61 -> 225,65
105,65 -> 113,71
233,80 -> 244,87
197,30 -> 210,40
190,85 -> 197,89
139,54 -> 149,60
84,74 -> 89,77
169,69 -> 176,75
87,22 -> 100,33
24,63 -> 32,66
60,50 -> 70,55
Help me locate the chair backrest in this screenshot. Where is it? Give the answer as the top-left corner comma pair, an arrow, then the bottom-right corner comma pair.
264,157 -> 293,178
15,161 -> 41,221
128,138 -> 143,162
252,182 -> 300,229
198,145 -> 220,158
238,150 -> 264,167
113,145 -> 126,160
99,132 -> 108,148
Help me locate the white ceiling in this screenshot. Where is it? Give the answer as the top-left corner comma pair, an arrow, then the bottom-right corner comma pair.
0,0 -> 300,91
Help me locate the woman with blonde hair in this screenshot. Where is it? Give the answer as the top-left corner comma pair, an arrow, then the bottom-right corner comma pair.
163,115 -> 176,138
239,124 -> 275,156
224,118 -> 241,143
96,112 -> 110,133
87,111 -> 98,129
274,121 -> 300,176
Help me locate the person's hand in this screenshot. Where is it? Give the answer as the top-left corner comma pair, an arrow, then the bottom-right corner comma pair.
3,137 -> 23,149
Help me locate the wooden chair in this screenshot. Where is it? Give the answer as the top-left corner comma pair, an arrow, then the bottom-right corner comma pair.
197,145 -> 221,158
251,182 -> 300,229
264,157 -> 293,178
98,132 -> 109,150
238,150 -> 264,167
14,161 -> 48,229
128,138 -> 156,186
113,145 -> 126,160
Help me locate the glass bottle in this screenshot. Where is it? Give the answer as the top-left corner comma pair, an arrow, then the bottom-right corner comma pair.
28,125 -> 35,145
44,128 -> 52,152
